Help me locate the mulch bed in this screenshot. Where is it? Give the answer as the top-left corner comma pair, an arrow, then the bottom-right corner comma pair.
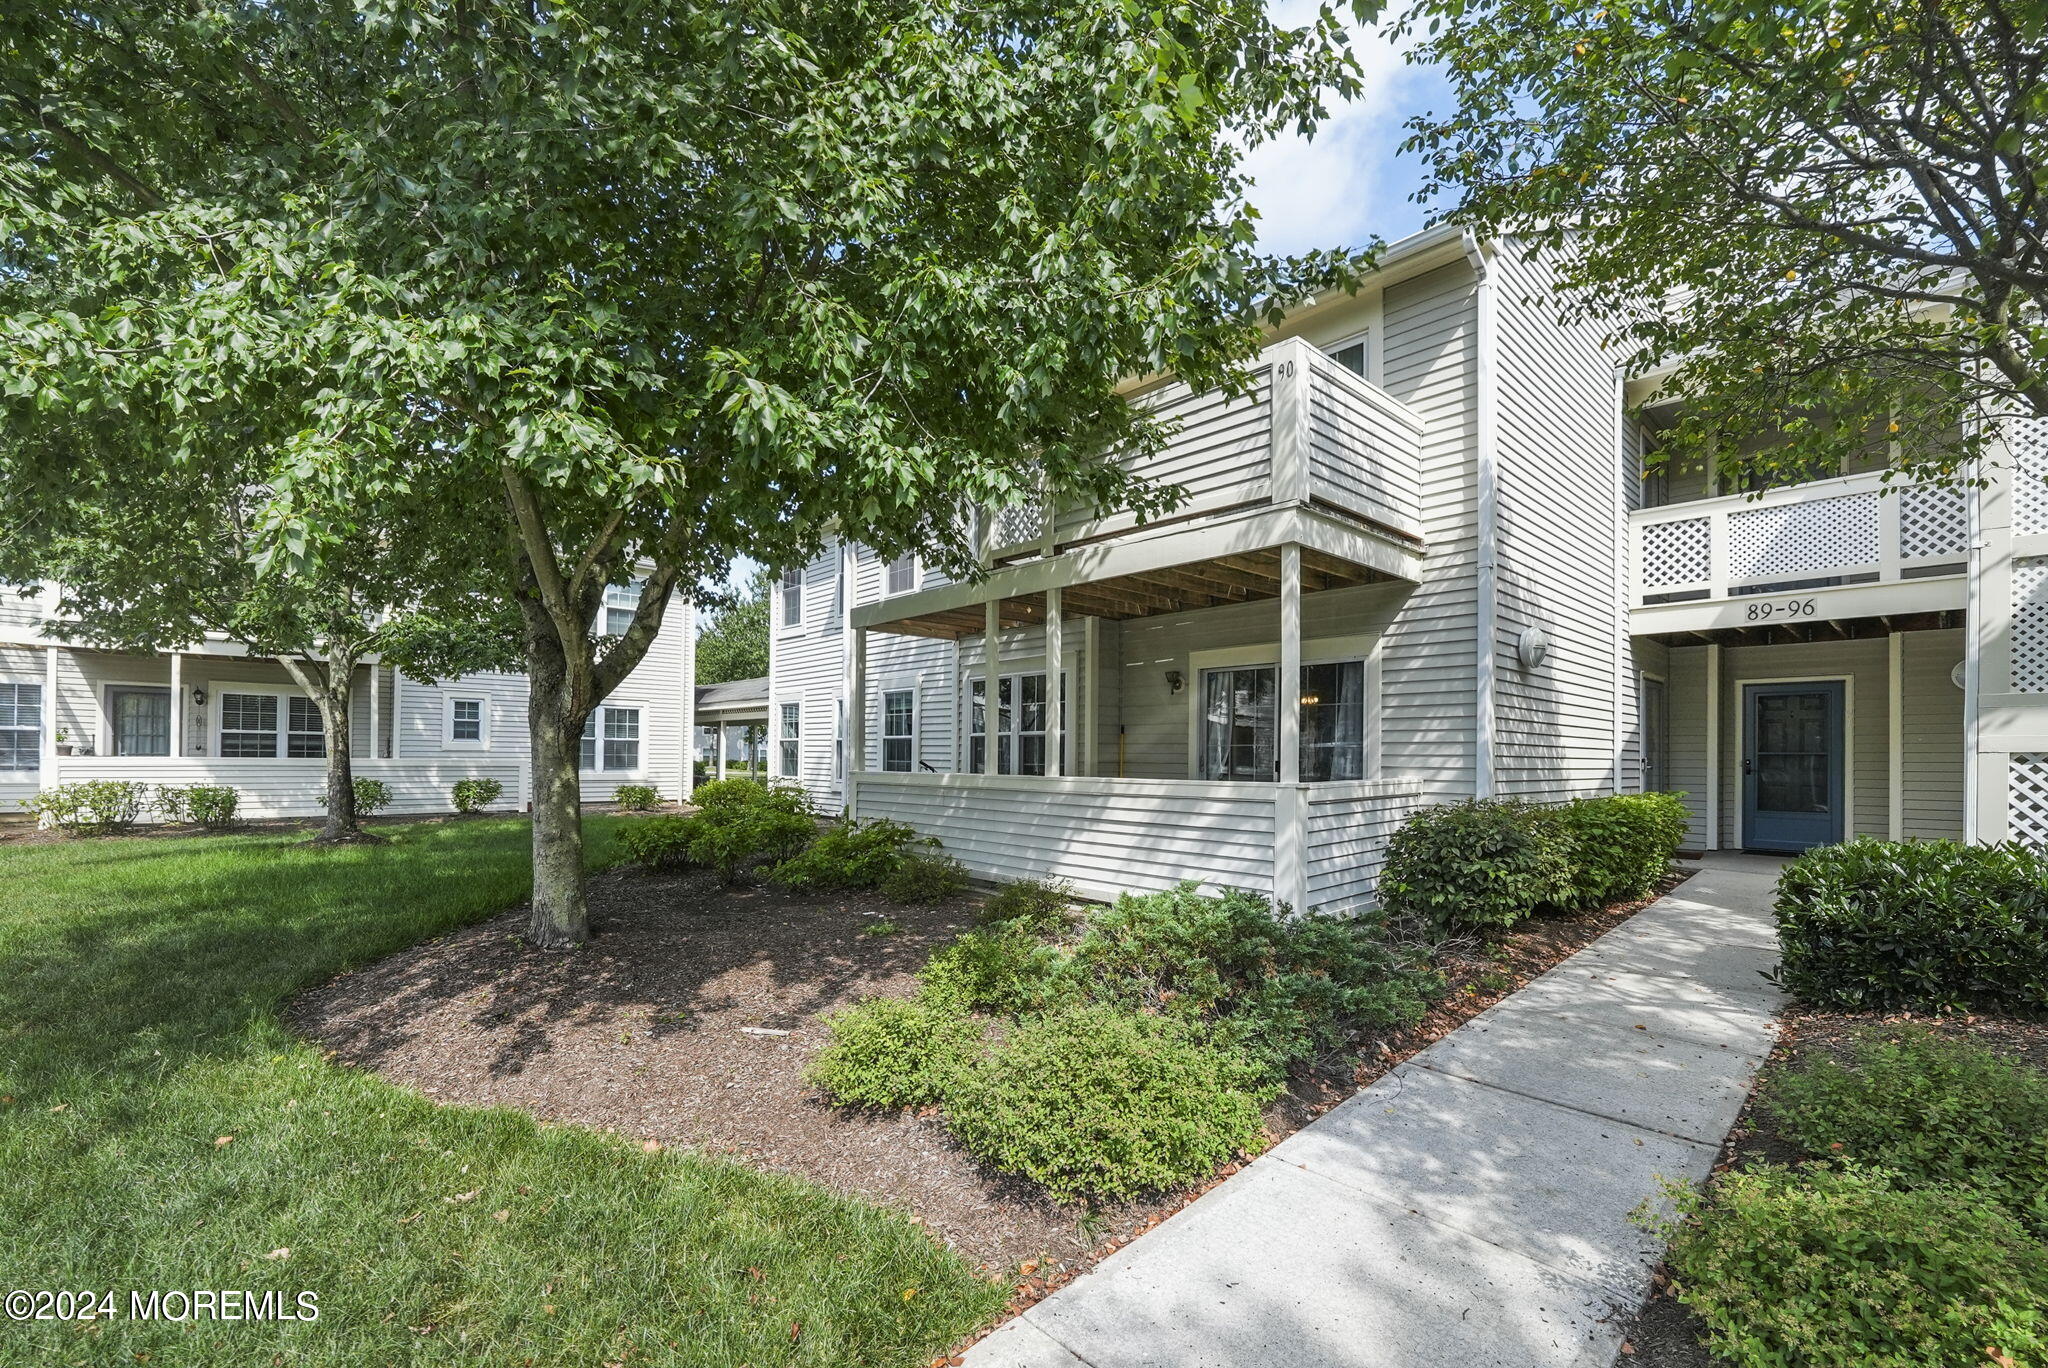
289,867 -> 1690,1286
1623,1006 -> 2048,1367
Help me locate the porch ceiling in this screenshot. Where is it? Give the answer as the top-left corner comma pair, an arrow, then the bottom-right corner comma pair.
870,547 -> 1395,640
1642,608 -> 1965,648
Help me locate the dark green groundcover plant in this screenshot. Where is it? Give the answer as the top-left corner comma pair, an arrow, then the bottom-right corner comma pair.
0,0 -> 1382,950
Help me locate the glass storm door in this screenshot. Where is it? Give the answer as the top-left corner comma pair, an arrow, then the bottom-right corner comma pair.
1742,682 -> 1844,852
109,687 -> 172,756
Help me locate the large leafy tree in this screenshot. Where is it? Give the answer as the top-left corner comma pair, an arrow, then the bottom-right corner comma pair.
1400,0 -> 2046,485
695,571 -> 770,687
1,0 -> 1372,945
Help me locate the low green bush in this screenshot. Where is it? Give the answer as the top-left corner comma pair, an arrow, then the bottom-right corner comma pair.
1762,1025 -> 2048,1231
769,818 -> 922,892
450,777 -> 504,814
152,783 -> 239,828
1772,838 -> 2048,1012
1378,799 -> 1574,934
978,877 -> 1076,934
1657,1165 -> 2048,1368
21,780 -> 149,834
919,929 -> 1080,1015
612,783 -> 660,811
691,807 -> 817,884
351,777 -> 394,817
1555,792 -> 1689,907
690,777 -> 811,815
806,994 -> 982,1109
947,1005 -> 1274,1204
619,815 -> 697,871
881,850 -> 970,905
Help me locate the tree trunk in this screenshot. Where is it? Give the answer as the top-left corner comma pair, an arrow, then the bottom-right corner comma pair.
280,652 -> 368,845
525,631 -> 590,948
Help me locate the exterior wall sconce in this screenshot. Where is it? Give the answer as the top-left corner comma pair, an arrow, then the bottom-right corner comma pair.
1517,628 -> 1550,670
191,688 -> 208,706
1165,670 -> 1185,695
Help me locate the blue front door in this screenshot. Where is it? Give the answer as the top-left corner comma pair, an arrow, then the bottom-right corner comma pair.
1742,682 -> 1845,852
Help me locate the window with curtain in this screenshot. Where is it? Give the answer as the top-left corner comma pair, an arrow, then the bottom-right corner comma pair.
109,686 -> 171,757
1200,660 -> 1366,781
0,682 -> 42,771
1298,661 -> 1365,781
882,689 -> 914,771
219,693 -> 279,758
779,702 -> 800,776
286,696 -> 326,758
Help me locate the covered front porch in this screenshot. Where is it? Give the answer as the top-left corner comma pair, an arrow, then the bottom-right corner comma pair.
845,504 -> 1427,914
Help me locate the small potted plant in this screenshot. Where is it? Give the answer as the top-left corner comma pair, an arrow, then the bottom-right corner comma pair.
54,729 -> 73,757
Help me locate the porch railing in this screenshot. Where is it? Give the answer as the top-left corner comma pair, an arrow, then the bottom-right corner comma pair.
1631,470 -> 1970,607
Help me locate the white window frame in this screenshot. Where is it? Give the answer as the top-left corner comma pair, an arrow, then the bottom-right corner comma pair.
443,694 -> 488,749
286,695 -> 327,759
579,703 -> 643,775
603,578 -> 646,637
778,567 -> 805,632
880,686 -> 917,773
967,669 -> 1066,776
1185,635 -> 1382,782
1323,328 -> 1371,382
214,685 -> 293,760
776,700 -> 801,778
883,553 -> 919,598
0,678 -> 44,773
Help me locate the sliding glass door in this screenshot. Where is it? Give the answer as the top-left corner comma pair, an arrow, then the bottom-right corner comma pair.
1200,660 -> 1366,782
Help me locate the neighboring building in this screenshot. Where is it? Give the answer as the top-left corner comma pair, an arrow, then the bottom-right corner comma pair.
695,676 -> 768,777
0,581 -> 695,819
768,222 -> 2034,911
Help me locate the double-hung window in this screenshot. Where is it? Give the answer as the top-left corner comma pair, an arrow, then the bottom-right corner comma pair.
780,569 -> 804,628
884,554 -> 917,597
1199,658 -> 1366,782
447,697 -> 484,745
0,682 -> 42,771
579,705 -> 641,771
219,693 -> 281,758
604,579 -> 645,636
778,702 -> 801,777
881,689 -> 915,772
969,672 -> 1063,776
286,696 -> 326,759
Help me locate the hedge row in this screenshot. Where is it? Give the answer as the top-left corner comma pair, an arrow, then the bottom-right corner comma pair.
19,775 -> 512,833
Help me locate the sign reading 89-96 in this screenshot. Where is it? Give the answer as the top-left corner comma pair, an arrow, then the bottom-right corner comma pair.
1744,597 -> 1818,622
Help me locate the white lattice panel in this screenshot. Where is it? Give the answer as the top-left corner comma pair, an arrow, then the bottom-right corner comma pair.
2008,754 -> 2048,846
1898,484 -> 1969,560
2013,557 -> 2048,692
1727,493 -> 1879,580
2014,417 -> 2048,535
991,500 -> 1046,549
1640,517 -> 1710,588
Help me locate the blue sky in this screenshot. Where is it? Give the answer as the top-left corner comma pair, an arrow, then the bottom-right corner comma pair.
712,14 -> 1444,601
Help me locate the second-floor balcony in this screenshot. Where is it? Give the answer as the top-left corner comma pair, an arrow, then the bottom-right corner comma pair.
1631,469 -> 1972,633
981,336 -> 1425,563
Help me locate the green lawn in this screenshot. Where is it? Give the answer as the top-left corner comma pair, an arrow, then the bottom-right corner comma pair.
0,818 -> 1003,1366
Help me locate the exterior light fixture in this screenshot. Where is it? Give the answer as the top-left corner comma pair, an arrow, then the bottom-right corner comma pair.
1517,628 -> 1551,670
1165,670 -> 1185,694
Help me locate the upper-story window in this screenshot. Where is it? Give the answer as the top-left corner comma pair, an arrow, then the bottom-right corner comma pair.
885,554 -> 917,597
604,578 -> 644,636
780,568 -> 803,629
1325,331 -> 1369,379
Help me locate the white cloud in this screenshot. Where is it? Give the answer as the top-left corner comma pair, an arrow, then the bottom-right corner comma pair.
1239,6 -> 1448,256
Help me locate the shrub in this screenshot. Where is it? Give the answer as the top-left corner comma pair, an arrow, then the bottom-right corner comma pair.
1771,838 -> 2048,1012
154,784 -> 239,828
689,805 -> 816,884
1762,1025 -> 2048,1231
613,783 -> 660,811
21,780 -> 149,834
978,877 -> 1077,934
619,815 -> 697,871
690,777 -> 811,816
769,818 -> 922,892
1379,799 -> 1574,934
947,1005 -> 1274,1204
351,777 -> 394,817
919,929 -> 1080,1015
450,777 -> 504,814
881,850 -> 970,905
1656,1165 -> 2048,1368
1555,792 -> 1689,906
806,994 -> 982,1109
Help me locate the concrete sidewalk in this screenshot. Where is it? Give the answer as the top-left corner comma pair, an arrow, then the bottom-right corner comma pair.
965,856 -> 1785,1368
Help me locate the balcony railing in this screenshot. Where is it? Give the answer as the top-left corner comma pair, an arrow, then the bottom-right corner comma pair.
1632,470 -> 1970,610
980,337 -> 1424,564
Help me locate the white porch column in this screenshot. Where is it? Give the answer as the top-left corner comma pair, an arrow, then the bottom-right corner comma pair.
716,722 -> 729,780
1704,643 -> 1722,849
1080,615 -> 1099,777
983,599 -> 1001,774
1044,589 -> 1063,777
390,670 -> 404,759
1279,545 -> 1302,784
1888,632 -> 1904,841
368,664 -> 381,759
850,628 -> 868,776
168,651 -> 183,758
43,645 -> 58,768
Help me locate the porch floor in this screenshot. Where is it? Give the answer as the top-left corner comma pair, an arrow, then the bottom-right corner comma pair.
965,857 -> 1786,1368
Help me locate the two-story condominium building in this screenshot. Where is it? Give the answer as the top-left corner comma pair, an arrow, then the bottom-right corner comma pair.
0,581 -> 696,820
769,222 -> 2048,911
